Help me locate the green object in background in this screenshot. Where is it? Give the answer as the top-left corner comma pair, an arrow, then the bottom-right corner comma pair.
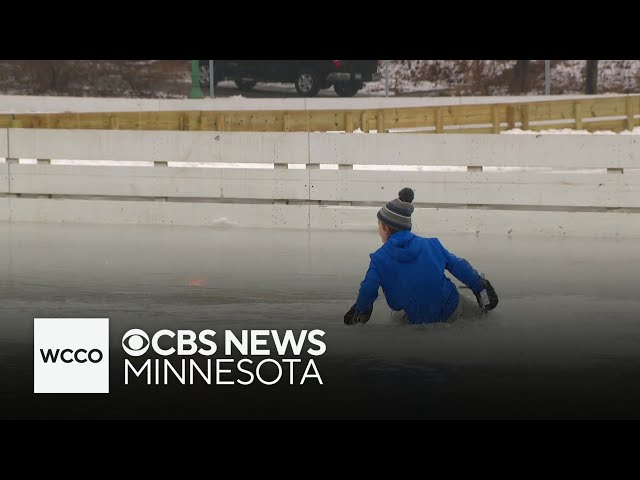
189,60 -> 204,99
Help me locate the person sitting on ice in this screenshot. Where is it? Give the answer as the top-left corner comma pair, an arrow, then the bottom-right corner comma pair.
344,187 -> 498,325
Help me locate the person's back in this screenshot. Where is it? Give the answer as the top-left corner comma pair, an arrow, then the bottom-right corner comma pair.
369,230 -> 486,323
344,187 -> 498,326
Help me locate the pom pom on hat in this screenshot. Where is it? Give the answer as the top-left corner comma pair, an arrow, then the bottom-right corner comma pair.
398,187 -> 414,203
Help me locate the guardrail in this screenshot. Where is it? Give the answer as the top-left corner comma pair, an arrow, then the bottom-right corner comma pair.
0,95 -> 638,133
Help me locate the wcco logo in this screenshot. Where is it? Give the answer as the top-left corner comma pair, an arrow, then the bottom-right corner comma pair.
40,348 -> 104,364
34,318 -> 109,394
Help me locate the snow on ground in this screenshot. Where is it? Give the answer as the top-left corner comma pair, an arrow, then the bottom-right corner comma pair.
1,92 -> 623,114
365,60 -> 640,96
502,126 -> 640,135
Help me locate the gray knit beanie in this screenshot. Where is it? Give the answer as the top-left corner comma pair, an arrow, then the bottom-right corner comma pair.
377,187 -> 415,231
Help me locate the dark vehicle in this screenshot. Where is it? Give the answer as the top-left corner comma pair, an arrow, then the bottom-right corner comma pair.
199,60 -> 380,97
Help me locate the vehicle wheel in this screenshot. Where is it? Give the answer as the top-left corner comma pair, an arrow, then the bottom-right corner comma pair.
235,79 -> 257,91
334,82 -> 361,97
295,70 -> 321,97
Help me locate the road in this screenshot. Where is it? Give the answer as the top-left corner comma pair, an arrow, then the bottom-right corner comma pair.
202,81 -> 445,98
205,81 -> 367,98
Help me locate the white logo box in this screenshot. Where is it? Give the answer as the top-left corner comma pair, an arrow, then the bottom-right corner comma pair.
34,318 -> 109,394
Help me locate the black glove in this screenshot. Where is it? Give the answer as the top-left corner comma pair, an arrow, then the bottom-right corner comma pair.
344,303 -> 373,325
474,278 -> 498,312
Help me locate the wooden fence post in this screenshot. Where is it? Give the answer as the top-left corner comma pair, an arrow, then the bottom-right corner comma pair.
435,108 -> 443,133
491,105 -> 499,133
574,102 -> 583,130
376,113 -> 385,133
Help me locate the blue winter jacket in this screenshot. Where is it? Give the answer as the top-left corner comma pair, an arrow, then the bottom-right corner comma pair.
354,230 -> 486,324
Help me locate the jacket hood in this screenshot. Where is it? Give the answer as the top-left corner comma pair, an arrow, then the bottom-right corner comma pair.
384,230 -> 421,263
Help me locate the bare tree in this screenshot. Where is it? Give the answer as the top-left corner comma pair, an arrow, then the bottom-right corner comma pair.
586,60 -> 599,94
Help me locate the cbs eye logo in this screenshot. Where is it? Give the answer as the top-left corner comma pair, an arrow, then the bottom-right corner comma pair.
122,329 -> 150,356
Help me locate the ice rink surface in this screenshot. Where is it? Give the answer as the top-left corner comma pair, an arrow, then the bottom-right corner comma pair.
2,222 -> 639,419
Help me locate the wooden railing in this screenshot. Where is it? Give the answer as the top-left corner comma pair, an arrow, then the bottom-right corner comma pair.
0,95 -> 638,133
